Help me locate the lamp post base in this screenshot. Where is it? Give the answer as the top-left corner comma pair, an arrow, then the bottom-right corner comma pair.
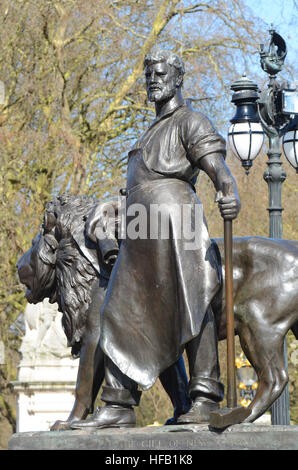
271,338 -> 291,425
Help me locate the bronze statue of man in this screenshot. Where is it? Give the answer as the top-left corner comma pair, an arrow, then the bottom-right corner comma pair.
72,49 -> 240,429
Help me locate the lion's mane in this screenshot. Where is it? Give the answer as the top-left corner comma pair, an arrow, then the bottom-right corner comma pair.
56,237 -> 97,357
46,194 -> 99,357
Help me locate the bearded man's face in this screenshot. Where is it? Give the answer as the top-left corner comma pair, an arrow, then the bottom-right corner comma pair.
145,61 -> 179,103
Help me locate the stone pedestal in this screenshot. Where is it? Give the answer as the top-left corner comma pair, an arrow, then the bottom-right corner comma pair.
8,423 -> 298,450
12,367 -> 78,433
11,300 -> 79,432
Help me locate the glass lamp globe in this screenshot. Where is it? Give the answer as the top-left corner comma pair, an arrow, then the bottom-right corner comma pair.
228,122 -> 264,174
282,117 -> 298,173
229,75 -> 264,174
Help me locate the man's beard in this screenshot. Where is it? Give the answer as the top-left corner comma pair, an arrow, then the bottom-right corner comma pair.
148,85 -> 176,103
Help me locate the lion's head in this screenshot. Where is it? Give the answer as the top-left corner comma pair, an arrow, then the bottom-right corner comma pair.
17,193 -> 101,357
17,230 -> 58,305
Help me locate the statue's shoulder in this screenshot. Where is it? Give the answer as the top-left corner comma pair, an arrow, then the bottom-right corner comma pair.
177,102 -> 215,134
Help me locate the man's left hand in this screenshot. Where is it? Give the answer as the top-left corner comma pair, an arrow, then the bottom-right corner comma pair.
217,193 -> 241,220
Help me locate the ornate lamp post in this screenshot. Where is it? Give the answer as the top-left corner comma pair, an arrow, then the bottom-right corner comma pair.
228,27 -> 298,425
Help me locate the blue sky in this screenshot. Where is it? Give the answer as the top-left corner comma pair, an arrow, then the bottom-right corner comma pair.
245,0 -> 297,65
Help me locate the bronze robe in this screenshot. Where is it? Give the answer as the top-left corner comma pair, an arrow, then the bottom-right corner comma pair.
100,102 -> 226,390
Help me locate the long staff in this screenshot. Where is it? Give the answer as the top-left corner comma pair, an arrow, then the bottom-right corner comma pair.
210,185 -> 251,428
224,218 -> 237,409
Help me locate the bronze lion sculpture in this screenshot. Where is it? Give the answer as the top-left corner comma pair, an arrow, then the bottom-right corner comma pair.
17,194 -> 298,428
16,194 -> 190,430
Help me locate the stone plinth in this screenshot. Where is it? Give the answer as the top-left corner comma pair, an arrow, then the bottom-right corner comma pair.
11,300 -> 79,432
8,423 -> 298,450
12,377 -> 78,433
